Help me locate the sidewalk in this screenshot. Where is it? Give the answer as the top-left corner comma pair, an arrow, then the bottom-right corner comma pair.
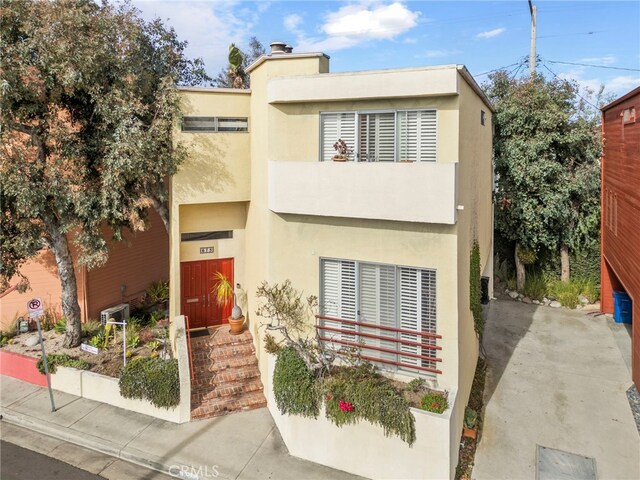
473,298 -> 640,479
0,376 -> 359,480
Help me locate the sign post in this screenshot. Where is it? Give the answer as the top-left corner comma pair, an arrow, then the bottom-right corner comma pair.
29,298 -> 56,413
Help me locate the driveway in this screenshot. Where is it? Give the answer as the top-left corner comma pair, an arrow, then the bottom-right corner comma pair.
473,298 -> 639,479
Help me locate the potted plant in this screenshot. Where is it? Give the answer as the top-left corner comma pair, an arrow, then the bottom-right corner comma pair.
332,139 -> 352,162
463,406 -> 478,440
212,272 -> 245,335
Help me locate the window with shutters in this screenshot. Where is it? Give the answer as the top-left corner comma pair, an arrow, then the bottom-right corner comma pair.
181,116 -> 248,132
320,258 -> 438,376
319,109 -> 437,162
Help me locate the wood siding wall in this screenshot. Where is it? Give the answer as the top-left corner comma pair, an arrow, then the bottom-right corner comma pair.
601,88 -> 640,389
86,209 -> 169,320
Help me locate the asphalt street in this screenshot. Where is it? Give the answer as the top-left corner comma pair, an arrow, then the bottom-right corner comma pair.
1,440 -> 101,480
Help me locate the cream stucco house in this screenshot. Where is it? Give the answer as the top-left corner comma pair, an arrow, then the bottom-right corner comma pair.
170,42 -> 493,478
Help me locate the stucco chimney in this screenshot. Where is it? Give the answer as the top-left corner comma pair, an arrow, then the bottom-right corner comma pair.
270,41 -> 287,54
284,45 -> 293,53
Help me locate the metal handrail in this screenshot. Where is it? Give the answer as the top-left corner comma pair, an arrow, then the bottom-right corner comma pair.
185,316 -> 194,381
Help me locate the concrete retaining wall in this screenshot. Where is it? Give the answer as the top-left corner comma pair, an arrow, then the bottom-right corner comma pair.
1,349 -> 189,423
266,355 -> 458,479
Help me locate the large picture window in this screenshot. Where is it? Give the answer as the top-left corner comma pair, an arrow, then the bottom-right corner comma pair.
320,258 -> 438,375
320,109 -> 437,162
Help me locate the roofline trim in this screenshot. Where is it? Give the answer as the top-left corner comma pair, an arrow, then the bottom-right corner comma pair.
601,86 -> 640,111
177,86 -> 252,94
246,52 -> 330,73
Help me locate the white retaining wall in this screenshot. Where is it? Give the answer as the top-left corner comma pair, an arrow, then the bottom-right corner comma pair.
266,355 -> 459,479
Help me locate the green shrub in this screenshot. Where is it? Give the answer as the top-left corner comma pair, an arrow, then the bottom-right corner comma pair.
146,280 -> 169,305
406,377 -> 426,393
464,406 -> 478,429
523,270 -> 547,300
37,353 -> 90,374
323,363 -> 416,446
273,346 -> 320,418
547,277 -> 599,307
505,277 -> 517,291
81,320 -> 101,338
119,357 -> 179,409
54,318 -> 67,334
420,390 -> 449,414
470,240 -> 484,339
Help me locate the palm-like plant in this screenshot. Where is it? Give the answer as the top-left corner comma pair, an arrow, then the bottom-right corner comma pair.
212,272 -> 234,307
228,44 -> 246,89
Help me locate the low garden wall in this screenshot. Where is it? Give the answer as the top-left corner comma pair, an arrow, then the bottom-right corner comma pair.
265,355 -> 460,479
0,317 -> 192,424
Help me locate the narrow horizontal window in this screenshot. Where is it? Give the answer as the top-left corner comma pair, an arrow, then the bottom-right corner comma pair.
181,116 -> 248,132
181,231 -> 233,242
217,117 -> 249,132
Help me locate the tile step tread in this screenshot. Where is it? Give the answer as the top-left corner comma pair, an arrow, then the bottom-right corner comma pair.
191,379 -> 264,402
191,393 -> 267,419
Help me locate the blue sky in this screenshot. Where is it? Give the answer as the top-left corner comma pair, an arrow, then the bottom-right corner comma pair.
133,0 -> 640,99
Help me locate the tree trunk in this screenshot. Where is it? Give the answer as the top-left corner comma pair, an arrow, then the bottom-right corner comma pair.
44,214 -> 82,347
151,197 -> 170,234
560,244 -> 570,283
515,243 -> 526,292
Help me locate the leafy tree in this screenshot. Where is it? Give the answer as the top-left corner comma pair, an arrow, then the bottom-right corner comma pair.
0,0 -> 209,346
213,37 -> 266,89
486,72 -> 601,291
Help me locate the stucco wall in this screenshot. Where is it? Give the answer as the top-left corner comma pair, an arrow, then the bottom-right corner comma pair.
173,90 -> 251,205
450,73 -> 494,460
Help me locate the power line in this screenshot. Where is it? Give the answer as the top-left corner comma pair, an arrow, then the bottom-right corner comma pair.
540,63 -> 600,111
538,30 -> 608,39
475,62 -> 522,77
547,60 -> 640,72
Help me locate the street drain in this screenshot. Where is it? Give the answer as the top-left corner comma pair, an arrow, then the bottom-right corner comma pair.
536,445 -> 597,480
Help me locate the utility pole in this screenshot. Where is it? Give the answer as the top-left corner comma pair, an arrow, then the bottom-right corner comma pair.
528,0 -> 537,78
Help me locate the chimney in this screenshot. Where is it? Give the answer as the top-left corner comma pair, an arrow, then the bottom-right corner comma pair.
284,45 -> 293,53
270,41 -> 287,54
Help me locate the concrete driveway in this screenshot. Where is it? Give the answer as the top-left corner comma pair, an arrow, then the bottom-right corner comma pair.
473,298 -> 639,479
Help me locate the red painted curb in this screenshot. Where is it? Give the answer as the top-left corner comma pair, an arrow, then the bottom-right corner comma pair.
0,350 -> 47,386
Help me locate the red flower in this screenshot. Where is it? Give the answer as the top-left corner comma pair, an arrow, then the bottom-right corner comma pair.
338,400 -> 354,412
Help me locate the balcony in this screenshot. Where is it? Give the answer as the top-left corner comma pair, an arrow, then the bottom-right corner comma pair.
268,160 -> 458,224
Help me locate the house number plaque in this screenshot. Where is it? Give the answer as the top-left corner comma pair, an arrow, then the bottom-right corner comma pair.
200,247 -> 214,254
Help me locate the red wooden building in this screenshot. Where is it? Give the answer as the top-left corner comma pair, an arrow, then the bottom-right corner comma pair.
600,86 -> 640,389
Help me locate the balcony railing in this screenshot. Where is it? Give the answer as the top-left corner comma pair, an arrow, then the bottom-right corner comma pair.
315,314 -> 442,375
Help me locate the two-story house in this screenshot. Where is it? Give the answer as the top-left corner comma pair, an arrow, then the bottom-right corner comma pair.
170,42 -> 493,478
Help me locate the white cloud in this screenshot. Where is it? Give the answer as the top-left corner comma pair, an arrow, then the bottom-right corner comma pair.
418,49 -> 462,59
607,75 -> 640,92
296,1 -> 420,52
476,28 -> 506,39
578,55 -> 617,65
133,1 -> 256,77
284,13 -> 304,36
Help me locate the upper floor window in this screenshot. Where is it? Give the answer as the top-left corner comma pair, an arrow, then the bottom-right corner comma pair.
320,109 -> 437,162
622,107 -> 636,124
181,116 -> 248,132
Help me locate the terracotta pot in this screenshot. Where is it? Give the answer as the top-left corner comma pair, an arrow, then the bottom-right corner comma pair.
228,315 -> 245,335
332,155 -> 347,162
462,427 -> 477,440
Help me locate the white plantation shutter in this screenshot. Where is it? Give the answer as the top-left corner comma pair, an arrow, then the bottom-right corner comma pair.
359,113 -> 396,162
321,259 -> 437,375
399,268 -> 420,368
320,113 -> 356,161
398,110 -> 437,162
320,259 -> 357,343
358,263 -> 397,363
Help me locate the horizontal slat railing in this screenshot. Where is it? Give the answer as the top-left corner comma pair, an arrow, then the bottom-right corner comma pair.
315,314 -> 442,375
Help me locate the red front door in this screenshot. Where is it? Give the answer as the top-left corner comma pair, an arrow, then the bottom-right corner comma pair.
180,258 -> 234,329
